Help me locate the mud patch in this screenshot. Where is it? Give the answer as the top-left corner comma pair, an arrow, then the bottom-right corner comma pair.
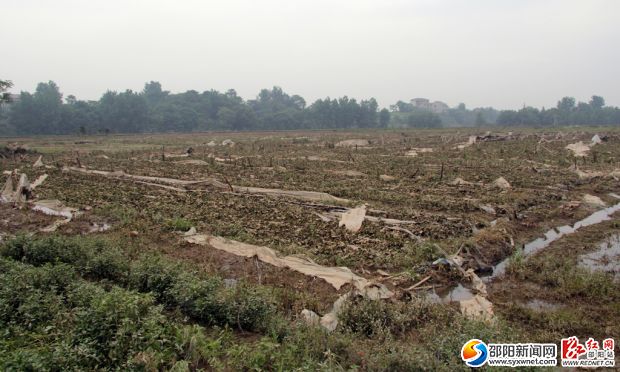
185,234 -> 391,295
0,204 -> 57,234
172,241 -> 341,313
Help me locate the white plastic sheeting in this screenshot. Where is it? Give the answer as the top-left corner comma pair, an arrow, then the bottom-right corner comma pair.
338,205 -> 366,233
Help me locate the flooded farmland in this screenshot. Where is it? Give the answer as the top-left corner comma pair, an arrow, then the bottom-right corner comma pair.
2,128 -> 619,369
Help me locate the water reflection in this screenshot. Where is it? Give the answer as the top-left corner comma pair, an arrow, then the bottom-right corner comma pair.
490,200 -> 620,279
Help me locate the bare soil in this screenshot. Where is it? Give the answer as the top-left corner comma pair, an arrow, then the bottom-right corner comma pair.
2,127 -> 619,343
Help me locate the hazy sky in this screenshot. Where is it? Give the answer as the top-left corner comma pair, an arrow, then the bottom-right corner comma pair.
3,0 -> 619,109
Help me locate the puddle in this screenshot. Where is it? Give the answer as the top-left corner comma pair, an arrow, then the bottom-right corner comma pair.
522,299 -> 562,311
429,288 -> 566,310
426,196 -> 620,304
426,283 -> 475,303
489,200 -> 620,279
578,234 -> 620,279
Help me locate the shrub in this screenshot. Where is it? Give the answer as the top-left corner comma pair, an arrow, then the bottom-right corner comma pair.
130,257 -> 276,332
362,343 -> 442,371
0,260 -> 76,329
279,324 -> 353,367
0,235 -> 81,266
80,240 -> 128,282
0,244 -> 284,370
127,255 -> 183,304
1,236 -> 278,336
174,324 -> 226,368
225,324 -> 357,370
0,236 -> 128,282
71,287 -> 175,368
227,338 -> 282,371
167,271 -> 225,324
0,235 -> 29,261
1,349 -> 51,372
221,284 -> 275,332
0,260 -> 227,371
338,296 -> 446,338
422,315 -> 520,367
338,297 -> 395,337
65,281 -> 106,307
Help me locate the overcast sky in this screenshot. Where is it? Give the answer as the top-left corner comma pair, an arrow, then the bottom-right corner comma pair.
3,0 -> 619,109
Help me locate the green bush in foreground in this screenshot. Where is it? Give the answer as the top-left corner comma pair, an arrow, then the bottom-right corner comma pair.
0,235 -> 520,371
128,255 -> 275,331
1,235 -> 276,332
1,235 -> 128,282
0,258 -> 211,370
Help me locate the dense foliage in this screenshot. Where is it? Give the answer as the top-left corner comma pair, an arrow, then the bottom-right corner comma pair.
0,235 -> 518,370
1,79 -> 618,135
0,82 -> 387,135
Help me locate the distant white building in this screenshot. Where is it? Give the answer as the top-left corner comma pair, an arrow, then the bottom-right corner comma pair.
411,98 -> 430,107
410,98 -> 449,113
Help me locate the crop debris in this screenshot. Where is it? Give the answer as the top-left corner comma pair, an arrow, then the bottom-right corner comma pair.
2,128 -> 620,369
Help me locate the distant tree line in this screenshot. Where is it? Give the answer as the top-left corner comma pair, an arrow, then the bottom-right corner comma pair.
388,101 -> 500,128
495,96 -> 620,126
0,81 -> 389,135
0,79 -> 618,135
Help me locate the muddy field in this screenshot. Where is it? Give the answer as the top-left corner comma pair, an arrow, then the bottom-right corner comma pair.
2,127 -> 619,369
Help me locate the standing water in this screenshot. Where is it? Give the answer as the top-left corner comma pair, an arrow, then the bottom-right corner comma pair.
578,233 -> 620,279
489,196 -> 620,279
431,194 -> 620,302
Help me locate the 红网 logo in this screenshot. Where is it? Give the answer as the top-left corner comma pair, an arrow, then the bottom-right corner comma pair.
461,339 -> 488,367
561,336 -> 615,368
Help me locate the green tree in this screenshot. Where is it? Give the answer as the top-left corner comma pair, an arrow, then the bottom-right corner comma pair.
393,100 -> 414,113
379,108 -> 390,128
9,81 -> 64,134
589,95 -> 605,110
475,111 -> 486,126
6,79 -> 619,135
557,96 -> 576,111
0,79 -> 13,105
406,111 -> 441,128
359,98 -> 379,127
142,81 -> 169,106
61,98 -> 100,134
65,94 -> 77,105
99,90 -> 148,133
